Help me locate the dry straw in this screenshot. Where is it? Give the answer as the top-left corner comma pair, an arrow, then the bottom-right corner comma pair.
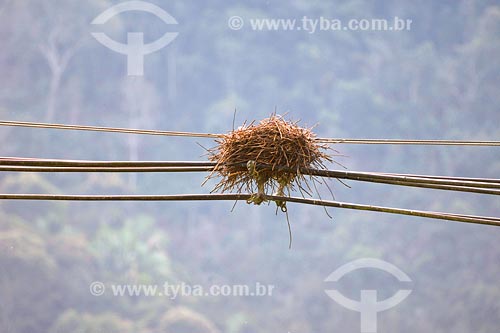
207,114 -> 333,210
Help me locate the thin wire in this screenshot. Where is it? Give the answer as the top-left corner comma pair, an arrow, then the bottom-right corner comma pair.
316,138 -> 500,146
1,120 -> 499,146
0,193 -> 497,226
0,120 -> 221,138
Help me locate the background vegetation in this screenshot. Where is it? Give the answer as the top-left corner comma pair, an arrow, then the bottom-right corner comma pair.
0,0 -> 499,332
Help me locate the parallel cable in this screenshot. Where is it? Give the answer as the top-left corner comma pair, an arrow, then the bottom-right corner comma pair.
0,157 -> 215,167
1,158 -> 499,195
373,172 -> 500,184
0,166 -> 214,173
304,168 -> 500,190
3,167 -> 495,195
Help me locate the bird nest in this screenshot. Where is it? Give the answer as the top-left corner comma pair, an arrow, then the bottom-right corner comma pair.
207,115 -> 332,210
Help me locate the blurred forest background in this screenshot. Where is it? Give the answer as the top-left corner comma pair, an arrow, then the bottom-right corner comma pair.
0,0 -> 499,332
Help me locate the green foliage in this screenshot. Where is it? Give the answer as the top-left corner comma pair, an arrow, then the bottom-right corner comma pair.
158,307 -> 219,333
90,215 -> 171,283
50,309 -> 134,333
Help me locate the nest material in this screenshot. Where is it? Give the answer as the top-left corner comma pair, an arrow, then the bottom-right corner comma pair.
207,115 -> 331,207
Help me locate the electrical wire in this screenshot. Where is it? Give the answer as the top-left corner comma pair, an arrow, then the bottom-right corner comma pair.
0,120 -> 220,138
315,138 -> 500,146
0,193 -> 497,226
1,158 -> 499,195
2,120 -> 499,146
